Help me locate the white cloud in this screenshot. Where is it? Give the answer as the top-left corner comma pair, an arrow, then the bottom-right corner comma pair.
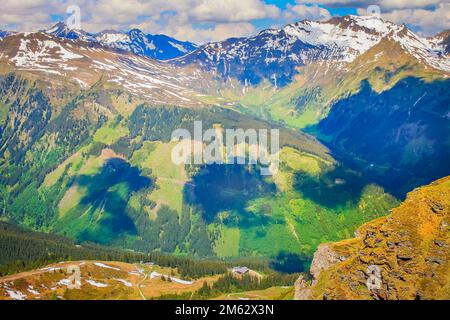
381,3 -> 450,36
131,13 -> 257,43
302,0 -> 443,10
0,0 -> 277,43
1,0 -> 64,31
172,22 -> 257,43
191,0 -> 280,23
0,0 -> 448,43
284,3 -> 332,22
299,0 -> 449,36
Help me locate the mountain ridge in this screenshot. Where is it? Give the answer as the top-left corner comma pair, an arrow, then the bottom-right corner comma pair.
45,22 -> 197,60
0,31 -> 223,107
175,15 -> 449,86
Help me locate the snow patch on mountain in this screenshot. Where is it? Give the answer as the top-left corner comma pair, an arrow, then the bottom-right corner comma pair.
95,31 -> 129,44
11,37 -> 82,70
6,290 -> 27,300
392,28 -> 450,72
85,280 -> 108,288
283,16 -> 404,62
94,262 -> 121,271
44,23 -> 197,60
0,31 -> 211,106
177,15 -> 449,85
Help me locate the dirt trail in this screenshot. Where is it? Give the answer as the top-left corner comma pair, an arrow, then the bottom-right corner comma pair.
135,265 -> 148,300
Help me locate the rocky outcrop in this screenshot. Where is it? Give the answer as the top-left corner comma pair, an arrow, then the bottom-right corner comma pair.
296,176 -> 450,300
294,275 -> 311,300
309,244 -> 350,279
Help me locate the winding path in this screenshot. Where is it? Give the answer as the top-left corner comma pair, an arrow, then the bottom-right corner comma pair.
135,265 -> 148,300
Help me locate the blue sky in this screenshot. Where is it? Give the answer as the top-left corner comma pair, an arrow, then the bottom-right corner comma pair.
251,1 -> 358,30
1,1 -> 448,43
264,0 -> 357,14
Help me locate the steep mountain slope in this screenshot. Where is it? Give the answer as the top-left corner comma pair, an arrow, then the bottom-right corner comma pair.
176,15 -> 449,86
316,76 -> 450,197
430,30 -> 450,55
295,176 -> 450,300
46,22 -> 197,60
0,31 -> 223,106
301,38 -> 450,197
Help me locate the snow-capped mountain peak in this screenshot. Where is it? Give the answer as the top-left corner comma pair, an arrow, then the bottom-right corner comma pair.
44,22 -> 197,60
0,31 -> 215,106
95,30 -> 129,44
176,15 -> 449,86
97,28 -> 197,60
45,22 -> 95,42
282,15 -> 404,62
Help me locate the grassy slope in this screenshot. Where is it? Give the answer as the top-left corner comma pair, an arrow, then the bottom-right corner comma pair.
212,146 -> 398,258
212,286 -> 293,300
0,72 -> 399,260
131,141 -> 188,216
36,112 -> 398,259
0,260 -> 219,300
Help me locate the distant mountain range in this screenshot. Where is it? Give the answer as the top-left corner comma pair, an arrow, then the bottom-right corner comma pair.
0,31 -> 12,38
176,15 -> 449,85
45,22 -> 197,60
2,16 -> 448,79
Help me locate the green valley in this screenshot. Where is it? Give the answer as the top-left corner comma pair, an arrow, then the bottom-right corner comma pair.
0,72 -> 400,266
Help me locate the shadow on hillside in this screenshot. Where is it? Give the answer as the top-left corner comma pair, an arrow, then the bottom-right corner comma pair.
74,158 -> 153,243
183,164 -> 276,223
308,77 -> 450,198
293,166 -> 368,208
269,251 -> 311,273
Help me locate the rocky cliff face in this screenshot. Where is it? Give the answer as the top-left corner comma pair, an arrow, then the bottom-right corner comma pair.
296,176 -> 450,300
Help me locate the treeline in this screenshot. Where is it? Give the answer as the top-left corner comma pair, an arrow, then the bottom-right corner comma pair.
0,222 -> 229,279
146,254 -> 275,280
157,272 -> 300,300
128,104 -> 330,162
0,222 -> 147,276
194,272 -> 299,299
147,252 -> 227,279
